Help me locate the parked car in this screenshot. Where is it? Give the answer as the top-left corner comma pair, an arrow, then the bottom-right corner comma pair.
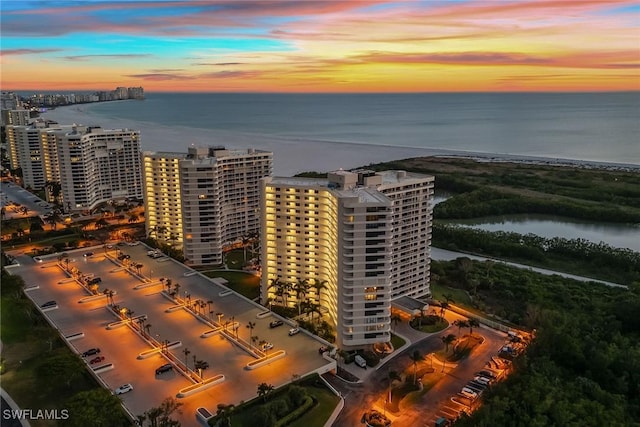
90,356 -> 105,365
474,376 -> 491,385
261,342 -> 274,351
115,384 -> 133,395
83,252 -> 94,257
40,300 -> 57,308
461,387 -> 478,399
288,327 -> 300,336
477,370 -> 497,379
82,348 -> 101,357
155,364 -> 173,375
269,320 -> 284,328
33,257 -> 43,263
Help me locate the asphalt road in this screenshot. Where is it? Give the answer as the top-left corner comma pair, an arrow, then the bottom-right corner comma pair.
325,311 -> 508,427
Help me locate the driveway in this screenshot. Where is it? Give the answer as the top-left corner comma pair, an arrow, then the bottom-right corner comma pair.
325,310 -> 507,427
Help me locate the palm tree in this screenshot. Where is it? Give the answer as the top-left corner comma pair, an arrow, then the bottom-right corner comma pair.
391,313 -> 402,332
216,403 -> 235,427
102,288 -> 114,305
292,279 -> 309,316
165,278 -> 173,294
182,347 -> 191,370
173,282 -> 181,298
128,212 -> 139,223
311,279 -> 328,304
44,180 -> 62,205
441,333 -> 456,354
242,234 -> 252,262
387,370 -> 401,408
257,382 -> 274,402
409,350 -> 424,384
141,323 -> 151,338
268,277 -> 286,306
439,302 -> 450,320
246,322 -> 256,348
468,318 -> 480,335
207,300 -> 213,318
308,301 -> 322,324
453,319 -> 469,337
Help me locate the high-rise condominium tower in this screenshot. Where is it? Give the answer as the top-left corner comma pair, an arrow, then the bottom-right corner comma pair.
143,146 -> 273,266
6,121 -> 143,211
260,169 -> 434,349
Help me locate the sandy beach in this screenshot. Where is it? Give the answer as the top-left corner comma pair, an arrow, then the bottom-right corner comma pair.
41,104 -> 639,176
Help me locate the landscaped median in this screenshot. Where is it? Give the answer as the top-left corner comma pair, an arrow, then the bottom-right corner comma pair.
137,341 -> 182,359
245,350 -> 287,370
176,374 -> 225,398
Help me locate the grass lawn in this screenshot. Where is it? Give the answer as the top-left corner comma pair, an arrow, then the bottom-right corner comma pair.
415,319 -> 449,333
287,384 -> 340,427
391,333 -> 406,350
202,270 -> 260,300
430,282 -> 472,306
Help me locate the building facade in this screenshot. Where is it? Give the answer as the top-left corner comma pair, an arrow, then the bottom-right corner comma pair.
143,146 -> 273,266
50,126 -> 143,212
260,169 -> 434,349
1,109 -> 31,127
6,121 -> 143,211
5,119 -> 62,190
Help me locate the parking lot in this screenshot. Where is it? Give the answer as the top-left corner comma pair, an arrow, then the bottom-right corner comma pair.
6,243 -> 335,425
1,181 -> 53,220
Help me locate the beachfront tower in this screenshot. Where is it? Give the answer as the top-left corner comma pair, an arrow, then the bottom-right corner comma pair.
260,169 -> 434,350
51,125 -> 143,212
143,146 -> 273,266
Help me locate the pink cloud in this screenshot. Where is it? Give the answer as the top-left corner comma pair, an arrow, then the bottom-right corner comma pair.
124,73 -> 195,81
1,48 -> 62,56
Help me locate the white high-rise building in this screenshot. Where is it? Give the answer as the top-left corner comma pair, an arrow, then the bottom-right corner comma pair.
48,125 -> 143,211
5,119 -> 63,190
1,109 -> 31,127
260,169 -> 434,349
143,146 -> 273,266
6,121 -> 143,211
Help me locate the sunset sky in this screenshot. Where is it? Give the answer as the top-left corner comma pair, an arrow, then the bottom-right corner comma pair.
1,0 -> 639,92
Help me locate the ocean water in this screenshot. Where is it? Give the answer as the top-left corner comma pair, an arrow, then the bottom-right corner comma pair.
79,92 -> 639,165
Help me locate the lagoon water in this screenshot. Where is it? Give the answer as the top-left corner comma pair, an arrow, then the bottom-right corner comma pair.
443,214 -> 640,252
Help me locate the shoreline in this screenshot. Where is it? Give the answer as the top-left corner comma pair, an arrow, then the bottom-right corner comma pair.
41,103 -> 640,175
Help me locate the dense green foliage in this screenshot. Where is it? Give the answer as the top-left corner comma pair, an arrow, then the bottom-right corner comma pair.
430,259 -> 640,426
365,157 -> 640,223
0,258 -> 131,426
208,374 -> 337,427
434,187 -> 640,223
433,224 -> 640,285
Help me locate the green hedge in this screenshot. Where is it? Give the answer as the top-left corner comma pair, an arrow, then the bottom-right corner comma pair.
274,396 -> 314,427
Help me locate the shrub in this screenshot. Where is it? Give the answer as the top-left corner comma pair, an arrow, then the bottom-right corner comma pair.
360,350 -> 380,367
269,399 -> 290,418
254,406 -> 276,427
287,385 -> 307,408
274,396 -> 314,427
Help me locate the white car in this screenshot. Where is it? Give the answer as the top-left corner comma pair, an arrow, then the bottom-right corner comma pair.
461,387 -> 478,399
288,327 -> 300,336
261,342 -> 274,351
115,383 -> 133,395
